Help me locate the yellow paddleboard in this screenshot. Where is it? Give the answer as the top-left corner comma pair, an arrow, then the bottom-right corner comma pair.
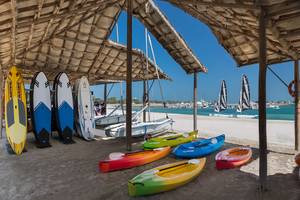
4,66 -> 27,155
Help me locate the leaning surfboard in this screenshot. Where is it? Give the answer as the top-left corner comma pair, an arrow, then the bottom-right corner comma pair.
53,72 -> 74,143
74,76 -> 94,140
4,66 -> 27,155
30,72 -> 51,147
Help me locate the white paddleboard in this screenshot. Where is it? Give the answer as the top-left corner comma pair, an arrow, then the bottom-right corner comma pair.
74,76 -> 95,140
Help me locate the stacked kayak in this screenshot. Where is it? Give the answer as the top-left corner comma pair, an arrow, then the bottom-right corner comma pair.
295,153 -> 300,167
143,131 -> 197,149
215,147 -> 252,170
128,158 -> 206,196
173,134 -> 225,158
99,147 -> 171,172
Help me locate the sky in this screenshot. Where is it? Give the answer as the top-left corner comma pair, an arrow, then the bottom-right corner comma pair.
91,0 -> 295,103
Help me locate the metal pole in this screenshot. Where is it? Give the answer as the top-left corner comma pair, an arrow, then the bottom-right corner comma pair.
295,60 -> 299,151
143,80 -> 147,122
126,0 -> 133,151
103,83 -> 107,115
258,6 -> 268,190
193,71 -> 198,131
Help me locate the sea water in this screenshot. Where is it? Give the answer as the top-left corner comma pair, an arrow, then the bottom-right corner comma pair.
140,104 -> 294,121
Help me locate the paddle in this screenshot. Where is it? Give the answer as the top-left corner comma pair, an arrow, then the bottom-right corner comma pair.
109,148 -> 165,160
152,159 -> 200,173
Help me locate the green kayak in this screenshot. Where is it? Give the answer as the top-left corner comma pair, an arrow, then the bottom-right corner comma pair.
143,131 -> 197,149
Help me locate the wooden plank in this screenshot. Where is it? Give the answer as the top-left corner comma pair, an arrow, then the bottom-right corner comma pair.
258,6 -> 268,191
143,80 -> 146,122
103,83 -> 107,115
0,70 -> 3,138
295,60 -> 300,151
193,71 -> 198,131
126,0 -> 133,151
168,0 -> 258,10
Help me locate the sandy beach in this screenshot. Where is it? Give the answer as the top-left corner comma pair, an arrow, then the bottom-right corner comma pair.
148,112 -> 295,149
0,112 -> 298,200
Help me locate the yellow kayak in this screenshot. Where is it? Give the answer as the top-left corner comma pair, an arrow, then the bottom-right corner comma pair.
128,158 -> 206,196
4,66 -> 27,155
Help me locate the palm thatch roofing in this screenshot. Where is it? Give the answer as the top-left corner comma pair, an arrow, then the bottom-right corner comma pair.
0,0 -> 206,84
167,0 -> 300,66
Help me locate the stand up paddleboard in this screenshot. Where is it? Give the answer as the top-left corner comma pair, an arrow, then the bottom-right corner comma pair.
74,76 -> 95,140
30,72 -> 51,147
4,66 -> 27,155
53,72 -> 74,144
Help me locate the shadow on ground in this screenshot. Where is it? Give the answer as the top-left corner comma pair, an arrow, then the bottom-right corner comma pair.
0,133 -> 299,200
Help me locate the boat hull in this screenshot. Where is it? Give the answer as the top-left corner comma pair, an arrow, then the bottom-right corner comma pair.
99,147 -> 171,172
128,158 -> 206,196
143,131 -> 197,149
215,147 -> 252,170
173,134 -> 225,158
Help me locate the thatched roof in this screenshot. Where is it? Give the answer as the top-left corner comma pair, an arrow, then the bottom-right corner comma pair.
0,0 -> 206,84
167,0 -> 300,66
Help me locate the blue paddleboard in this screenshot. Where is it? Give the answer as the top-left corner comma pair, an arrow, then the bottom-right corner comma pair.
54,72 -> 74,144
30,72 -> 51,147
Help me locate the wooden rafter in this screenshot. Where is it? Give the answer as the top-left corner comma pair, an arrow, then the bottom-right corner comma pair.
10,0 -> 17,65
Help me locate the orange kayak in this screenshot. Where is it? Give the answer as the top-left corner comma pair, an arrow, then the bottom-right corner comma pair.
99,147 -> 171,172
295,153 -> 300,166
215,147 -> 252,170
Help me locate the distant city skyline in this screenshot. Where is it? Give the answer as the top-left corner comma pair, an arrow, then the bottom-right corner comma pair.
91,1 -> 295,103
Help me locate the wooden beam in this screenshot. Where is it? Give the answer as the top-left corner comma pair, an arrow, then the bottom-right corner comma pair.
10,0 -> 17,65
126,0 -> 133,151
167,0 -> 259,10
193,71 -> 198,131
143,80 -> 147,122
258,5 -> 268,191
295,60 -> 300,151
0,69 -> 3,138
103,83 -> 107,115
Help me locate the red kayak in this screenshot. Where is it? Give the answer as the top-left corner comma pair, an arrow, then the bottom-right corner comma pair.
99,147 -> 171,172
215,147 -> 252,170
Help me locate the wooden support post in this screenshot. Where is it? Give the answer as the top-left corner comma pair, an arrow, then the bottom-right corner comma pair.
0,71 -> 3,139
126,0 -> 133,151
103,83 -> 107,115
143,80 -> 147,122
193,71 -> 198,131
258,6 -> 268,190
295,60 -> 300,151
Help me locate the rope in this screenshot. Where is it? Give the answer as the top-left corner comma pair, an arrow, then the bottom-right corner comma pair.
106,83 -> 114,99
267,65 -> 289,88
147,34 -> 167,110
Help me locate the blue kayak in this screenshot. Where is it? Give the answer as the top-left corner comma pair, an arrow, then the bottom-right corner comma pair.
173,134 -> 225,158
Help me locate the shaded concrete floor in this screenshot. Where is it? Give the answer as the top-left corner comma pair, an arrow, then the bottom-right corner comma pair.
0,132 -> 299,200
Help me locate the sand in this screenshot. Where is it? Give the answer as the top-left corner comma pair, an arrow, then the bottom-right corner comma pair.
0,113 -> 299,200
149,112 -> 295,149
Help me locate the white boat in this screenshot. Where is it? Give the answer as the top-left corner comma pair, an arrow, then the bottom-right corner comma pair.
237,75 -> 251,112
95,105 -> 138,126
214,80 -> 227,113
104,118 -> 173,138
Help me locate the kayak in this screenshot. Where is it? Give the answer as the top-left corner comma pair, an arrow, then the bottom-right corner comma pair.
128,158 -> 206,196
215,147 -> 252,170
143,131 -> 197,149
295,153 -> 300,166
99,147 -> 171,172
173,134 -> 225,158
